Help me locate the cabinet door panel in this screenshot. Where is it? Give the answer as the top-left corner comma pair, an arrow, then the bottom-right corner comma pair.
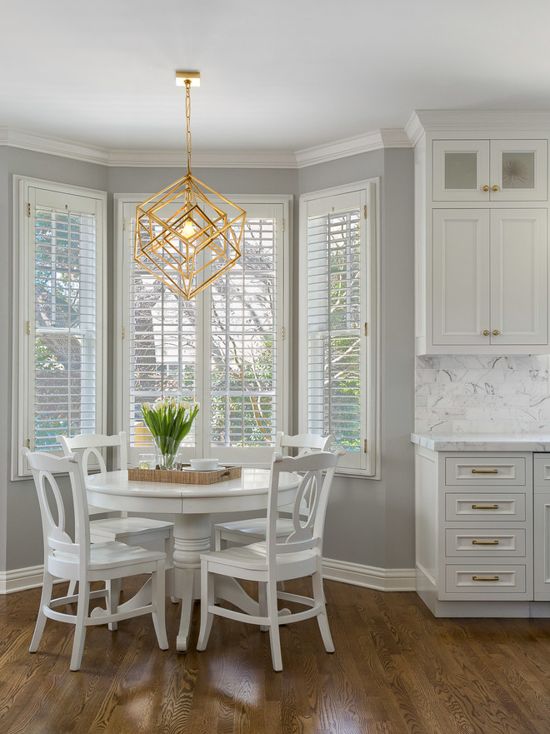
490,209 -> 548,345
490,140 -> 547,202
433,140 -> 490,201
534,492 -> 550,600
432,210 -> 490,345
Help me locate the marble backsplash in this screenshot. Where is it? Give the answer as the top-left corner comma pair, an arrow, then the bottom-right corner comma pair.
416,355 -> 550,434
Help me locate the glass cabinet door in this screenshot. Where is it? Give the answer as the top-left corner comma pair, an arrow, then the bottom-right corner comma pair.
490,140 -> 547,201
433,140 -> 490,201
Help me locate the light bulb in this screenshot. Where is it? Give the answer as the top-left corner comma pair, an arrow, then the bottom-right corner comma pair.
181,219 -> 196,239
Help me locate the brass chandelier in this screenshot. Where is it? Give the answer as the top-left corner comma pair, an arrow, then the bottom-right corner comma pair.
134,71 -> 246,300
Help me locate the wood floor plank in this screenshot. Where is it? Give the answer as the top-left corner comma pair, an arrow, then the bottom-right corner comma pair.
2,579 -> 550,733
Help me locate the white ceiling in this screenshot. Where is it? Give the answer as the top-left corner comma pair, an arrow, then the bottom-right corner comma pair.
2,0 -> 550,154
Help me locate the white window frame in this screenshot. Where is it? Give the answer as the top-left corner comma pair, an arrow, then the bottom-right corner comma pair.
299,179 -> 380,478
114,193 -> 291,466
12,176 -> 107,479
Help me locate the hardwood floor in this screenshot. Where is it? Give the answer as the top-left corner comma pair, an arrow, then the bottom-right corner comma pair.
1,579 -> 550,734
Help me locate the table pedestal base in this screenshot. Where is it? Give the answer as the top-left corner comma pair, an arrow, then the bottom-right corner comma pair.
172,513 -> 263,652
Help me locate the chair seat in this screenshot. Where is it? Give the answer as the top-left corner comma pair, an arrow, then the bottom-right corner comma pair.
215,517 -> 295,539
89,516 -> 173,543
202,542 -> 316,572
53,541 -> 165,571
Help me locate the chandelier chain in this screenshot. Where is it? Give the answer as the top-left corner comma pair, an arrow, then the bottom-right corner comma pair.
185,79 -> 192,173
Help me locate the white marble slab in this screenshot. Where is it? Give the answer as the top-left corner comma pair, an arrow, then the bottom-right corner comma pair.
411,432 -> 550,452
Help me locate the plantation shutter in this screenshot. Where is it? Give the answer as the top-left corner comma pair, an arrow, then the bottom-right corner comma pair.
30,187 -> 103,451
302,188 -> 371,473
209,214 -> 279,451
127,216 -> 197,449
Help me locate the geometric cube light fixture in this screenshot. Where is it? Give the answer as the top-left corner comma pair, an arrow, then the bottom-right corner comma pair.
135,71 -> 246,300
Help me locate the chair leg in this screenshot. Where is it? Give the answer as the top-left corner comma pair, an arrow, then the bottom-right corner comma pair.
107,579 -> 121,632
266,579 -> 283,672
29,571 -> 54,653
70,581 -> 90,671
214,527 -> 223,551
259,582 -> 268,632
67,579 -> 77,598
312,570 -> 335,653
197,562 -> 214,651
151,562 -> 169,650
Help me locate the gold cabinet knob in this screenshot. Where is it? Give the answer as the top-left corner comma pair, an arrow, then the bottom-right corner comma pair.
481,184 -> 490,192
482,329 -> 490,336
491,184 -> 500,192
492,329 -> 501,336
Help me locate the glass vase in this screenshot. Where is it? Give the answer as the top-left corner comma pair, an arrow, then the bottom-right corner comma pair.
153,437 -> 181,470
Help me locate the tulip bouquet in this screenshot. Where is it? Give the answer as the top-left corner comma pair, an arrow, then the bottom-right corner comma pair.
141,397 -> 199,469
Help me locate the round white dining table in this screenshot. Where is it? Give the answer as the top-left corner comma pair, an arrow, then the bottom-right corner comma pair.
86,468 -> 299,651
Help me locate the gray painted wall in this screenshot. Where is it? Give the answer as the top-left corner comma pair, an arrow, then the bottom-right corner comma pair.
298,149 -> 415,568
0,146 -> 414,574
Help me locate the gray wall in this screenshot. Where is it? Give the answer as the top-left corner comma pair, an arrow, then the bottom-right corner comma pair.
0,146 -> 414,573
298,149 -> 415,568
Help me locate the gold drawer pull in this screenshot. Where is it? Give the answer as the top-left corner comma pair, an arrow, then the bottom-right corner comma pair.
471,468 -> 499,474
471,503 -> 500,510
472,539 -> 500,545
472,575 -> 500,582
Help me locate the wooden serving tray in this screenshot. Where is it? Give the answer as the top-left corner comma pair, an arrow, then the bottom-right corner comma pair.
128,465 -> 242,485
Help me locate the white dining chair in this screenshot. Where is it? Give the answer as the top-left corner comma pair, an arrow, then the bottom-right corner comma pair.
213,432 -> 333,550
197,449 -> 342,671
24,449 -> 168,671
59,432 -> 175,629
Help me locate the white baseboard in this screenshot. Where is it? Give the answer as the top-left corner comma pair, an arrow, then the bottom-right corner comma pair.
0,565 -> 45,594
0,559 -> 416,595
322,558 -> 416,592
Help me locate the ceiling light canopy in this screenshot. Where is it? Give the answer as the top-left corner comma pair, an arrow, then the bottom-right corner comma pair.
134,71 -> 245,300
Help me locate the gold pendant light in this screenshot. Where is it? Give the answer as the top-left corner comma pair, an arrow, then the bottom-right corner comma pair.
134,71 -> 246,300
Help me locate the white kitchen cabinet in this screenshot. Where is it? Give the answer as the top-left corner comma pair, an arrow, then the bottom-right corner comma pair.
490,209 -> 548,345
533,455 -> 550,600
432,208 -> 548,347
534,492 -> 550,600
433,138 -> 547,203
432,209 -> 490,345
490,140 -> 548,202
433,140 -> 490,202
410,112 -> 550,355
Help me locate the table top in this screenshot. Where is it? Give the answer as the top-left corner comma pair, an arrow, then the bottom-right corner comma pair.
86,468 -> 299,514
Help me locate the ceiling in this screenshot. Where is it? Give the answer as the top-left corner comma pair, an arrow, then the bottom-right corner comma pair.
2,0 -> 550,155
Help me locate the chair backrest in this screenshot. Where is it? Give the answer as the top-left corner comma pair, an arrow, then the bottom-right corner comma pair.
266,451 -> 341,566
58,431 -> 128,476
23,449 -> 90,572
275,432 -> 332,457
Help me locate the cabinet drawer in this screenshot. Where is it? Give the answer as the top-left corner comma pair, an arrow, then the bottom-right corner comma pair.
445,457 -> 525,486
445,565 -> 526,594
445,528 -> 526,557
445,493 -> 526,522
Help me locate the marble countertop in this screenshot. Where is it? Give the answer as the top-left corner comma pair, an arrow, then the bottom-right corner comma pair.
411,433 -> 550,452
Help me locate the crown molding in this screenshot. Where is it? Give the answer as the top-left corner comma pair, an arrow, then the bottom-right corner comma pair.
0,125 -> 410,169
295,128 -> 411,168
107,148 -> 297,168
406,109 -> 550,145
0,126 -> 110,165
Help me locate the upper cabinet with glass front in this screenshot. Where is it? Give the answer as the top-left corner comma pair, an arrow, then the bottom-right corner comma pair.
409,111 -> 550,355
433,139 -> 548,202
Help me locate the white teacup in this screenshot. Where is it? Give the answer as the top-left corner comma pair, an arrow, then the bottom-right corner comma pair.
190,458 -> 220,471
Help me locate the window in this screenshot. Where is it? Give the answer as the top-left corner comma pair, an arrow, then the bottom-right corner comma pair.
116,197 -> 289,465
299,181 -> 378,475
14,178 -> 106,477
